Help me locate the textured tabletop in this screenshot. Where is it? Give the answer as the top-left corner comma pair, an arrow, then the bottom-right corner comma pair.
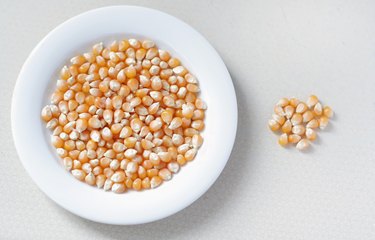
1,0 -> 375,239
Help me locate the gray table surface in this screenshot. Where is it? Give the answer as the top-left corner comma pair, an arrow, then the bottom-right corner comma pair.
2,0 -> 375,239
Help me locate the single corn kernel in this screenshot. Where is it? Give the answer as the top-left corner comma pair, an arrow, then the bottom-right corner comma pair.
296,139 -> 310,151
323,106 -> 333,118
292,125 -> 306,136
302,111 -> 314,123
296,102 -> 308,113
288,134 -> 301,144
306,119 -> 319,129
305,128 -> 317,141
278,133 -> 288,146
276,98 -> 289,107
307,95 -> 318,108
158,168 -> 172,181
291,113 -> 303,126
281,120 -> 292,133
185,148 -> 197,161
272,114 -> 286,125
311,98 -> 323,114
284,105 -> 295,119
289,98 -> 300,107
150,176 -> 163,188
268,119 -> 280,131
319,116 -> 329,129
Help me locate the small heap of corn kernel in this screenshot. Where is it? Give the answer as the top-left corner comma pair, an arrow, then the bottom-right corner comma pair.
268,95 -> 333,150
41,39 -> 206,193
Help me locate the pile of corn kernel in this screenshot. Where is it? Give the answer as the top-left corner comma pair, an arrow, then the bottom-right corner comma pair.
41,39 -> 206,193
268,95 -> 333,150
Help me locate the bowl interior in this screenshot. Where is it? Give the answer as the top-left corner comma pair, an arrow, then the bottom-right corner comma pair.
12,6 -> 237,224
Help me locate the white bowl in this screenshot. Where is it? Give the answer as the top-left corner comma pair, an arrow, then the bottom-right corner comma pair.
11,6 -> 237,225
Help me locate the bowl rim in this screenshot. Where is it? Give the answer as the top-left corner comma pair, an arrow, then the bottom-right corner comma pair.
11,5 -> 238,225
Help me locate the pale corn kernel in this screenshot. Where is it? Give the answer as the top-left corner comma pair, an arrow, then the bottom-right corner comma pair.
151,57 -> 161,65
177,154 -> 186,165
132,178 -> 142,190
183,74 -> 196,84
141,139 -> 154,150
289,98 -> 300,107
96,175 -> 106,188
306,95 -> 318,108
142,40 -> 155,49
192,109 -> 204,120
192,134 -> 203,148
158,152 -> 172,163
149,118 -> 163,132
276,98 -> 289,107
292,125 -> 306,136
46,118 -> 58,130
142,177 -> 151,189
306,119 -> 319,129
85,172 -> 96,186
167,162 -> 180,173
100,157 -> 111,168
73,160 -> 82,169
268,119 -> 280,131
323,106 -> 333,118
104,168 -> 114,179
50,105 -> 60,117
191,120 -> 204,131
125,149 -> 137,159
51,136 -> 64,148
103,179 -> 114,191
284,105 -> 295,119
76,118 -> 88,133
296,139 -> 310,151
278,133 -> 288,146
101,127 -> 113,141
71,169 -> 86,181
195,98 -> 206,110
111,183 -> 126,193
186,83 -> 199,93
124,137 -> 137,148
168,58 -> 180,68
274,106 -> 285,117
296,102 -> 308,113
130,118 -> 143,133
169,117 -> 182,130
291,113 -> 303,126
158,168 -> 172,181
137,166 -> 147,179
305,128 -> 317,141
319,116 -> 329,129
126,161 -> 138,174
159,50 -> 170,61
90,130 -> 101,142
125,178 -> 133,188
272,114 -> 285,125
302,111 -> 314,123
60,66 -> 71,80
288,134 -> 301,144
111,171 -> 125,183
145,48 -> 158,60
314,102 -> 323,116
149,176 -> 162,189
63,157 -> 73,170
184,128 -> 199,137
185,148 -> 197,161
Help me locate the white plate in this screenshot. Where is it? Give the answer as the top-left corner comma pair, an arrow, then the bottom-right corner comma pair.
11,6 -> 237,225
